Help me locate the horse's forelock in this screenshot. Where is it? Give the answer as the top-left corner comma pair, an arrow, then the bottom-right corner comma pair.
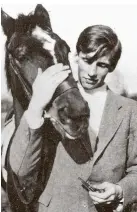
15,11 -> 52,34
14,14 -> 35,33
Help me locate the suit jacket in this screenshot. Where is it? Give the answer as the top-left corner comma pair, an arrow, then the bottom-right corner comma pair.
7,90 -> 137,212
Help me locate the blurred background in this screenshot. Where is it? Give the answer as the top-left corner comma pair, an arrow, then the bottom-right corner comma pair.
1,2 -> 137,212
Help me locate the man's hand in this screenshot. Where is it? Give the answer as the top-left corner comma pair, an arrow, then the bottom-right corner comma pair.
89,182 -> 123,212
28,63 -> 71,117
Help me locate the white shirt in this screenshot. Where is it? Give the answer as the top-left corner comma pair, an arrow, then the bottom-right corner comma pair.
78,83 -> 108,137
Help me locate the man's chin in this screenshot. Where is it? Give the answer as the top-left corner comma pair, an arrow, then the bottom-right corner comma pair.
83,83 -> 99,90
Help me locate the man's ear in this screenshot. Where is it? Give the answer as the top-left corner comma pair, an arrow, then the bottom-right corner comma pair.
34,4 -> 52,31
74,52 -> 79,62
1,8 -> 15,37
108,66 -> 115,73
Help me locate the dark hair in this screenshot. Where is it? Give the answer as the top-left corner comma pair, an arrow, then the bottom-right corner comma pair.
76,25 -> 122,71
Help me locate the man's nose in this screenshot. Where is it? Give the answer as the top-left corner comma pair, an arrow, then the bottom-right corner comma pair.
88,63 -> 97,78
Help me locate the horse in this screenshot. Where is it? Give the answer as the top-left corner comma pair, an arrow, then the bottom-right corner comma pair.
1,4 -> 91,212
1,4 -> 90,139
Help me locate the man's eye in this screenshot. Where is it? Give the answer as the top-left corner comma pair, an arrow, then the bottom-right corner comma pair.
83,58 -> 95,64
83,59 -> 93,64
83,58 -> 88,63
97,62 -> 109,68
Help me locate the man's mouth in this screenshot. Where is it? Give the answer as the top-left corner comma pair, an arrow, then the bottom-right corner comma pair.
85,78 -> 98,84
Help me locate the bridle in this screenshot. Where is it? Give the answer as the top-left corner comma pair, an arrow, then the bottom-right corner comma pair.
9,54 -> 32,102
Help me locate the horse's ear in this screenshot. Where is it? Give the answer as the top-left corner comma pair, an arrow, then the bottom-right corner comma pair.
55,40 -> 71,65
34,4 -> 52,31
1,8 -> 15,37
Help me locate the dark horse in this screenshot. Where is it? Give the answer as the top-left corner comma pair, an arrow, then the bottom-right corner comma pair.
1,4 -> 89,138
1,4 -> 91,212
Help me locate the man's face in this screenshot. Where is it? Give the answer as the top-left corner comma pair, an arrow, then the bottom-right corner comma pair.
78,51 -> 112,90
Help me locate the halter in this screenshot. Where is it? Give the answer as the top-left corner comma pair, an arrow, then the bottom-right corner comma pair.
9,55 -> 32,102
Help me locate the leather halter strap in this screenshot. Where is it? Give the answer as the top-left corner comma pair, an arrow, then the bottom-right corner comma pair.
52,74 -> 78,100
10,56 -> 32,102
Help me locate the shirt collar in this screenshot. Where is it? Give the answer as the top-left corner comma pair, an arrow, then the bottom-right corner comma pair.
77,82 -> 108,97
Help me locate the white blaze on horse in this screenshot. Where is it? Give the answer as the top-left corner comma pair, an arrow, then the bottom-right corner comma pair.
1,4 -> 90,186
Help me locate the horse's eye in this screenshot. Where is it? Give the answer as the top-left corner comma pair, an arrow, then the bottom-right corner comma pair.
58,106 -> 67,114
71,117 -> 80,122
15,46 -> 27,60
71,114 -> 89,122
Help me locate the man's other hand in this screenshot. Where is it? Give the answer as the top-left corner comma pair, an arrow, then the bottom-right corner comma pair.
89,182 -> 123,212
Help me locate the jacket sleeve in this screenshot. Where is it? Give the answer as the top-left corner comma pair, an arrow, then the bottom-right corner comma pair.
8,113 -> 46,204
118,101 -> 137,209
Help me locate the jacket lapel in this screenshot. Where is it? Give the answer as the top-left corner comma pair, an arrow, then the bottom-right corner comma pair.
92,90 -> 124,165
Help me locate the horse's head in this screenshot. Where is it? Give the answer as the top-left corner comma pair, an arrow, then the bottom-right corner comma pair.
1,4 -> 90,139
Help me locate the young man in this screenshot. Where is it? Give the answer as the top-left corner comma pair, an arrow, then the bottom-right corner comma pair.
8,25 -> 137,212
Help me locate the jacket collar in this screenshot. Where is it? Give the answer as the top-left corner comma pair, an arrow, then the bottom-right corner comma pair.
91,89 -> 124,165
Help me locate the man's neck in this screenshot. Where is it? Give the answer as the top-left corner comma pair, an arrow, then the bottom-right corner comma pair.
78,82 -> 107,96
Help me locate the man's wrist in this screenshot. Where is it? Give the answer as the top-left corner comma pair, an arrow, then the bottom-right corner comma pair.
115,185 -> 124,212
28,99 -> 44,119
26,99 -> 51,129
115,184 -> 123,201
24,110 -> 44,129
25,97 -> 45,129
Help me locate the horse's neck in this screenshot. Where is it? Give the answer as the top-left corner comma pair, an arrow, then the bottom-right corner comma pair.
13,97 -> 25,128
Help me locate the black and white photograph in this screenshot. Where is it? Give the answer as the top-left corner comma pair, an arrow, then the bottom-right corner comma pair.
1,1 -> 137,212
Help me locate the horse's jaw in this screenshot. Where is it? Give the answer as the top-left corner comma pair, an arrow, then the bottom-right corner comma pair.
64,132 -> 77,140
51,118 -> 77,140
